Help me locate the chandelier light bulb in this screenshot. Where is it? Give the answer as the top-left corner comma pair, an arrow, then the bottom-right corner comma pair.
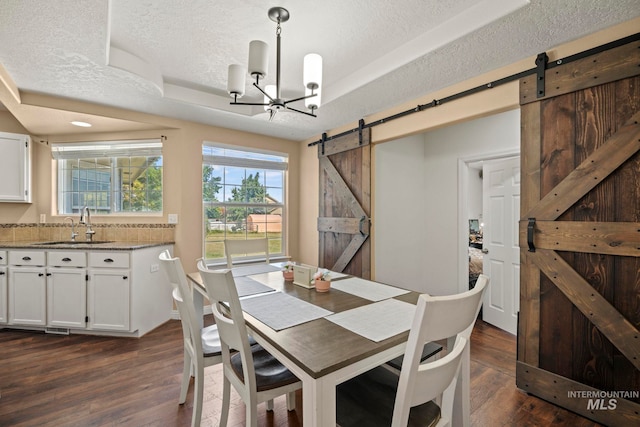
227,64 -> 246,97
303,53 -> 322,90
248,40 -> 269,80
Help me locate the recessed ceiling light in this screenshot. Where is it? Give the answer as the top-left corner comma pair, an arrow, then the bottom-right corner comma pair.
71,121 -> 92,127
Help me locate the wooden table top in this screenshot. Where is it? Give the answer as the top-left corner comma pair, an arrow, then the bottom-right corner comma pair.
187,270 -> 420,379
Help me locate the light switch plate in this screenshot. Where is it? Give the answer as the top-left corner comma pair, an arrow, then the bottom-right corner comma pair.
168,214 -> 178,224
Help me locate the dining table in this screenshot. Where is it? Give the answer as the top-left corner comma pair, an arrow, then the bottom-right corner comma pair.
186,263 -> 423,427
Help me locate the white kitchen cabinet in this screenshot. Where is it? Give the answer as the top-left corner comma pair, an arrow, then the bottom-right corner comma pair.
47,251 -> 87,329
0,131 -> 31,203
8,250 -> 46,326
87,251 -> 131,332
3,244 -> 172,337
9,266 -> 46,326
0,250 -> 7,323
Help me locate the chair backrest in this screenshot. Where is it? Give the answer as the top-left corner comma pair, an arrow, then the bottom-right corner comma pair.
159,250 -> 203,358
197,261 -> 258,392
421,274 -> 489,344
224,238 -> 270,268
393,334 -> 467,427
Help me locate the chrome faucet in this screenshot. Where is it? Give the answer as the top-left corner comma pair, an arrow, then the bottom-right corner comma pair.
79,206 -> 95,242
64,216 -> 78,242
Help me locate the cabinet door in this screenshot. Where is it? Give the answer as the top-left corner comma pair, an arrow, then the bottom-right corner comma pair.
0,132 -> 30,202
47,268 -> 86,328
87,269 -> 130,331
0,267 -> 6,323
8,267 -> 46,325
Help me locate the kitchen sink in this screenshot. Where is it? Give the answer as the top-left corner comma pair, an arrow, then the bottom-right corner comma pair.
35,241 -> 114,245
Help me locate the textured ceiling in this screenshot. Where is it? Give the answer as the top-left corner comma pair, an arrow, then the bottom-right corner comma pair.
0,0 -> 639,141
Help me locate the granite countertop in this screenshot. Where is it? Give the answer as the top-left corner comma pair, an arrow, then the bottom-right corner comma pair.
0,241 -> 174,250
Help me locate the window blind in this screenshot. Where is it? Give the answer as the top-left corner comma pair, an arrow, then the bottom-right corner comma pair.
51,139 -> 162,159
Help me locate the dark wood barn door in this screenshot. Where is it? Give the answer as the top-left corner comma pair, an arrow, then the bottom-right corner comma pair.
318,128 -> 371,279
517,38 -> 640,426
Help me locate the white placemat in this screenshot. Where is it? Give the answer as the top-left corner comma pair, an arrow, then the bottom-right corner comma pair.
240,292 -> 333,331
234,276 -> 276,298
330,277 -> 409,301
326,298 -> 416,342
232,264 -> 281,277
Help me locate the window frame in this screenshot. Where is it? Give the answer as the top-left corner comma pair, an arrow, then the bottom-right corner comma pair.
202,142 -> 288,265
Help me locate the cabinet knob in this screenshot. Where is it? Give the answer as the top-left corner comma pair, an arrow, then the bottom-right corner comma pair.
122,276 -> 128,280
38,273 -> 44,277
0,271 -> 5,275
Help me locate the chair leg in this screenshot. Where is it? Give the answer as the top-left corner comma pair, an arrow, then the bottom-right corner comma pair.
286,391 -> 296,411
451,345 -> 470,427
247,400 -> 258,427
191,362 -> 204,427
220,376 -> 231,427
266,399 -> 274,411
179,350 -> 191,404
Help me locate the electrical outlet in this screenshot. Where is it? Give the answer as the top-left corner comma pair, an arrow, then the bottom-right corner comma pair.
168,214 -> 178,224
150,264 -> 159,273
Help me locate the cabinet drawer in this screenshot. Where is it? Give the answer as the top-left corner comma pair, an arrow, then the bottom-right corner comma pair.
9,250 -> 46,266
0,250 -> 6,265
88,252 -> 130,268
48,251 -> 87,267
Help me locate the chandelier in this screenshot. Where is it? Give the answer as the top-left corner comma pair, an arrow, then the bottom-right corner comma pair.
226,7 -> 322,120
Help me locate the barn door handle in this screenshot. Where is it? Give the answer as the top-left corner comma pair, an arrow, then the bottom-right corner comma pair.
358,216 -> 369,236
527,218 -> 536,252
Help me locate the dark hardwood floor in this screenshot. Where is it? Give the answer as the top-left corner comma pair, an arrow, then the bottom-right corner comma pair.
0,319 -> 602,427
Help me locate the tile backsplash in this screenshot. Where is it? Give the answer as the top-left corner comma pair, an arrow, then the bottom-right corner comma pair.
0,223 -> 175,243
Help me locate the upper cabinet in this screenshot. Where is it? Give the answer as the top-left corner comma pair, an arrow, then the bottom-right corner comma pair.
0,131 -> 31,203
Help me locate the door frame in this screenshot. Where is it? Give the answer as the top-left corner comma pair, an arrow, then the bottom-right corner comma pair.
457,148 -> 520,295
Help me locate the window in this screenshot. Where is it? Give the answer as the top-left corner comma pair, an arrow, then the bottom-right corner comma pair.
52,140 -> 163,215
202,144 -> 287,263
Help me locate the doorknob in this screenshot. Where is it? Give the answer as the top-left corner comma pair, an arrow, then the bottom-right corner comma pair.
482,248 -> 489,254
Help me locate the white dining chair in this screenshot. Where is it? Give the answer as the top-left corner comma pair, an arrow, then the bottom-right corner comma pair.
337,275 -> 489,427
336,316 -> 468,426
197,264 -> 301,427
159,250 -> 222,427
224,238 -> 270,268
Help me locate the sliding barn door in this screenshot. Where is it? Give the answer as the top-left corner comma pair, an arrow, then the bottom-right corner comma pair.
517,38 -> 640,426
318,128 -> 371,278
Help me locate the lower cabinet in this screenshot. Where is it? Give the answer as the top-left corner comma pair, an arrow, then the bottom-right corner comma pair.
47,268 -> 87,329
87,269 -> 130,332
8,266 -> 46,326
3,244 -> 172,337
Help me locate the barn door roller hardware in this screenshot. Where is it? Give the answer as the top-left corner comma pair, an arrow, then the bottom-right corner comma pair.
535,53 -> 548,98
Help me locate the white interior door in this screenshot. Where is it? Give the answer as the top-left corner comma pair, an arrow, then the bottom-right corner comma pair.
481,156 -> 520,335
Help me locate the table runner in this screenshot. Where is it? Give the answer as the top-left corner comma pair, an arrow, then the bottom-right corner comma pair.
240,291 -> 333,331
235,276 -> 276,298
330,277 -> 410,301
326,298 -> 416,342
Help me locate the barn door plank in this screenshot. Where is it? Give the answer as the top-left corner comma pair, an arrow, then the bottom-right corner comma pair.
530,249 -> 640,371
520,220 -> 640,256
525,111 -> 640,220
